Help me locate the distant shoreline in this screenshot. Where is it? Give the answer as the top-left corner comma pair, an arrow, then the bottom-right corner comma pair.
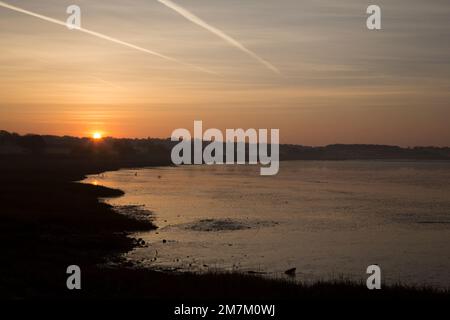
1,130 -> 450,162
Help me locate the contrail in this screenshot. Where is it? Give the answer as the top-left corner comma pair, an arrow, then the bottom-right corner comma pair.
0,1 -> 215,74
157,0 -> 280,74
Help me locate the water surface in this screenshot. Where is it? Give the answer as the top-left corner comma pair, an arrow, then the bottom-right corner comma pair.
84,161 -> 450,287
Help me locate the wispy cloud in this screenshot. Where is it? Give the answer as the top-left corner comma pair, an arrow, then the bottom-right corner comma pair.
0,1 -> 215,74
157,0 -> 280,74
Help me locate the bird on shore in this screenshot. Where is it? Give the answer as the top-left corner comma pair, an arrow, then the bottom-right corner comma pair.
285,267 -> 296,277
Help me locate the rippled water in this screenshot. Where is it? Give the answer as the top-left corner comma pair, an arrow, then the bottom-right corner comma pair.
84,161 -> 450,287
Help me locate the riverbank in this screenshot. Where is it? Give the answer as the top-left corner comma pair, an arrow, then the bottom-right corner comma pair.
0,154 -> 448,300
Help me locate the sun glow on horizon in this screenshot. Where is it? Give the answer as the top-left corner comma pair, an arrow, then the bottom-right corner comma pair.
92,132 -> 103,140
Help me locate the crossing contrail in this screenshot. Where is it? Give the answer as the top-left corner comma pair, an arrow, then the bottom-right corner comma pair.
0,1 -> 215,74
157,0 -> 280,74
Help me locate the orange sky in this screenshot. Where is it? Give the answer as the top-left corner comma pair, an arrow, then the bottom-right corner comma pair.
0,0 -> 449,146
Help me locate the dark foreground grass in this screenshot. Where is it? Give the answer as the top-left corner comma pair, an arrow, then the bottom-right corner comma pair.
0,154 -> 448,300
78,269 -> 449,300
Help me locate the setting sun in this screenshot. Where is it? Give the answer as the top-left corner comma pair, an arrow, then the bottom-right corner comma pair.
92,132 -> 103,140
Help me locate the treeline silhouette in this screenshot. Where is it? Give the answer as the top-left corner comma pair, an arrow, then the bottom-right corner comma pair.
0,130 -> 170,160
1,130 -> 449,162
279,144 -> 450,160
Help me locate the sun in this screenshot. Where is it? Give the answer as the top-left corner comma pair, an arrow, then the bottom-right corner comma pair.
92,132 -> 103,140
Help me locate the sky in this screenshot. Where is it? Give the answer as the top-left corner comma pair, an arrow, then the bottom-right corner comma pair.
0,0 -> 449,146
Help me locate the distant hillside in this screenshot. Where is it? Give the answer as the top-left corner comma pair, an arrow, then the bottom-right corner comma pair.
279,144 -> 450,160
1,130 -> 449,161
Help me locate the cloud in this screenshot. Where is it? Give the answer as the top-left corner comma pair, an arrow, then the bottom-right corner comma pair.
157,0 -> 280,74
